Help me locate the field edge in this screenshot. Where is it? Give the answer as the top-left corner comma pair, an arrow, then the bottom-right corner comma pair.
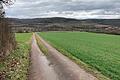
36,33 -> 110,80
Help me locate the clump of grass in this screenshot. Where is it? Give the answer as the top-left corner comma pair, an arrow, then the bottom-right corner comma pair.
35,34 -> 48,55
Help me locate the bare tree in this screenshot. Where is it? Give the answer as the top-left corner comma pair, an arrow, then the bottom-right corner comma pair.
0,0 -> 16,58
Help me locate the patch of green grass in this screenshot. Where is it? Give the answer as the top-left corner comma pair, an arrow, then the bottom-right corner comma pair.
35,34 -> 48,55
0,33 -> 32,80
39,32 -> 120,80
15,33 -> 32,43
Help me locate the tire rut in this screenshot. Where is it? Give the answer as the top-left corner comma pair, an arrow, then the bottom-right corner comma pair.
28,34 -> 59,80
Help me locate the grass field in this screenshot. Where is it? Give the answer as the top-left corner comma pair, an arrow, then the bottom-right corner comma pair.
16,33 -> 32,43
0,33 -> 32,80
39,32 -> 120,80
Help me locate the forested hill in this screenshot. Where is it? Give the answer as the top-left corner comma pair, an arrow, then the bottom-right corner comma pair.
83,19 -> 120,27
8,17 -> 80,24
8,17 -> 120,27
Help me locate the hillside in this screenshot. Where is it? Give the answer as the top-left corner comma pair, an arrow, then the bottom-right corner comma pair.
8,17 -> 120,27
8,17 -> 120,34
8,17 -> 80,24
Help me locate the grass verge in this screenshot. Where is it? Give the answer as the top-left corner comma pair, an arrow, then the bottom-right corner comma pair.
35,33 -> 48,55
0,33 -> 32,80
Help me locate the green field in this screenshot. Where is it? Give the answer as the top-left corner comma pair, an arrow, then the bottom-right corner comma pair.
16,33 -> 32,43
39,32 -> 120,80
0,33 -> 32,80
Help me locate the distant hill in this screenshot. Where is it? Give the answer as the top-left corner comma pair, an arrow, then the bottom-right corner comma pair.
8,17 -> 120,27
82,19 -> 120,27
8,17 -> 80,24
9,17 -> 120,34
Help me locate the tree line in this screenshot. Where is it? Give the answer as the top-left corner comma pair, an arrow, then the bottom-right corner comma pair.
0,0 -> 16,59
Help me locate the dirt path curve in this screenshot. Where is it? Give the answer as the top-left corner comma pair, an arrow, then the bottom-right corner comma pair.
35,33 -> 98,80
28,34 -> 59,80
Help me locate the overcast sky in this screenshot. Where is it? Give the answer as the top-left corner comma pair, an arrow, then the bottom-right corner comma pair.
5,0 -> 120,19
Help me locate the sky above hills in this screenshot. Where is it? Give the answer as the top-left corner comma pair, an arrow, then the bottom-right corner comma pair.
5,0 -> 120,19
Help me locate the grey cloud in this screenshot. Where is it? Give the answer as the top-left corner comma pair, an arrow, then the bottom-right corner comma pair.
5,0 -> 120,19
